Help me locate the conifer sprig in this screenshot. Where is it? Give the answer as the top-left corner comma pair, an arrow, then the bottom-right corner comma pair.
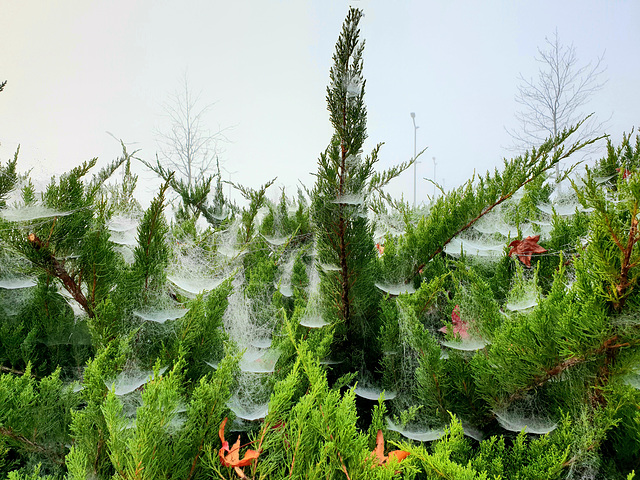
574,142 -> 640,311
87,143 -> 132,198
133,176 -> 172,293
408,119 -> 606,275
143,156 -> 232,226
0,147 -> 19,208
232,178 -> 276,244
313,7 -> 413,371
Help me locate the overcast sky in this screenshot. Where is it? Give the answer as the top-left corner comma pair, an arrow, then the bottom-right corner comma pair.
1,1 -> 639,207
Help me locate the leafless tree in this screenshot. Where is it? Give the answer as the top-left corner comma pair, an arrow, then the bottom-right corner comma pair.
508,30 -> 608,180
155,75 -> 228,190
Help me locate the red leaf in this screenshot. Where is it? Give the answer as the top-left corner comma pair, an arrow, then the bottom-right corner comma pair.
508,235 -> 547,267
617,167 -> 631,180
439,305 -> 470,339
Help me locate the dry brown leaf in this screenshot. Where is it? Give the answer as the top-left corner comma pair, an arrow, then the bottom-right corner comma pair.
371,429 -> 386,465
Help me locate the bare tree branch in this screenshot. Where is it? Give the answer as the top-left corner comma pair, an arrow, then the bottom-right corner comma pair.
507,29 -> 609,169
155,74 -> 231,190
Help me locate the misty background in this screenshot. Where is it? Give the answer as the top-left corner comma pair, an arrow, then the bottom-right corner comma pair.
1,0 -> 638,206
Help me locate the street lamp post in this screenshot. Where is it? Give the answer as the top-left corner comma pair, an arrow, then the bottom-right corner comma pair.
410,112 -> 418,208
432,157 -> 437,198
221,166 -> 238,199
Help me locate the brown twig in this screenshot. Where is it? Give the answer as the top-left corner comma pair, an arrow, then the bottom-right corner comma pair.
505,334 -> 631,404
612,204 -> 640,311
0,426 -> 64,464
0,365 -> 39,378
28,232 -> 94,318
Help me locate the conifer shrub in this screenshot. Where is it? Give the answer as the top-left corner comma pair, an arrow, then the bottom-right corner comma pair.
1,7 -> 639,480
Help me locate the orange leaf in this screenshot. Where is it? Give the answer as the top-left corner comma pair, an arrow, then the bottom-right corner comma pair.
371,430 -> 386,465
231,442 -> 260,468
508,235 -> 547,267
219,418 -> 229,443
218,417 -> 230,465
218,417 -> 261,474
370,430 -> 410,467
388,450 -> 410,463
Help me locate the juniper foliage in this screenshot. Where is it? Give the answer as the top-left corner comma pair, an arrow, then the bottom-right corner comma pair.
1,8 -> 639,480
312,7 -> 412,374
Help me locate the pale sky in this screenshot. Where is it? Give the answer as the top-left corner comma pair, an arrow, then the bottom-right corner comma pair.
1,1 -> 639,207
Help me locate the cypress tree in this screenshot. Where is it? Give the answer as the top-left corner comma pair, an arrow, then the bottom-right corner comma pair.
312,7 -> 381,373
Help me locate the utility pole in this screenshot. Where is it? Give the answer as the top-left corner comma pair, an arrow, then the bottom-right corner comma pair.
410,112 -> 418,208
432,157 -> 437,198
221,166 -> 238,200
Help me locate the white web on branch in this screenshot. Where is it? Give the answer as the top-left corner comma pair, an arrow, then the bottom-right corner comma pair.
386,418 -> 444,442
133,308 -> 190,324
504,268 -> 542,314
300,264 -> 330,329
374,282 -> 416,296
493,395 -> 558,435
0,277 -> 37,289
0,205 -> 74,222
440,338 -> 491,351
106,366 -> 168,397
354,383 -> 397,401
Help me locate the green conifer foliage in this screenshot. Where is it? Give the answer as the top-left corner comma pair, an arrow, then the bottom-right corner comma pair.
79,206 -> 119,311
132,178 -> 172,296
0,148 -> 18,208
402,121 -> 602,279
144,157 -> 233,228
66,338 -> 129,479
1,151 -> 128,319
102,362 -> 183,480
107,151 -> 142,215
246,333 -> 369,480
3,8 -> 640,480
1,279 -> 91,377
173,280 -> 233,382
313,7 -> 400,372
0,365 -> 78,477
574,137 -> 640,311
235,178 -> 276,245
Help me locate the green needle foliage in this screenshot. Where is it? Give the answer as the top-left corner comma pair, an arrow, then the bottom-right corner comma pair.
132,176 -> 172,296
402,120 -> 603,279
0,149 -> 129,318
234,178 -> 276,245
1,8 -> 640,480
0,365 -> 78,477
0,148 -> 18,208
312,7 -> 412,374
143,157 -> 232,228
